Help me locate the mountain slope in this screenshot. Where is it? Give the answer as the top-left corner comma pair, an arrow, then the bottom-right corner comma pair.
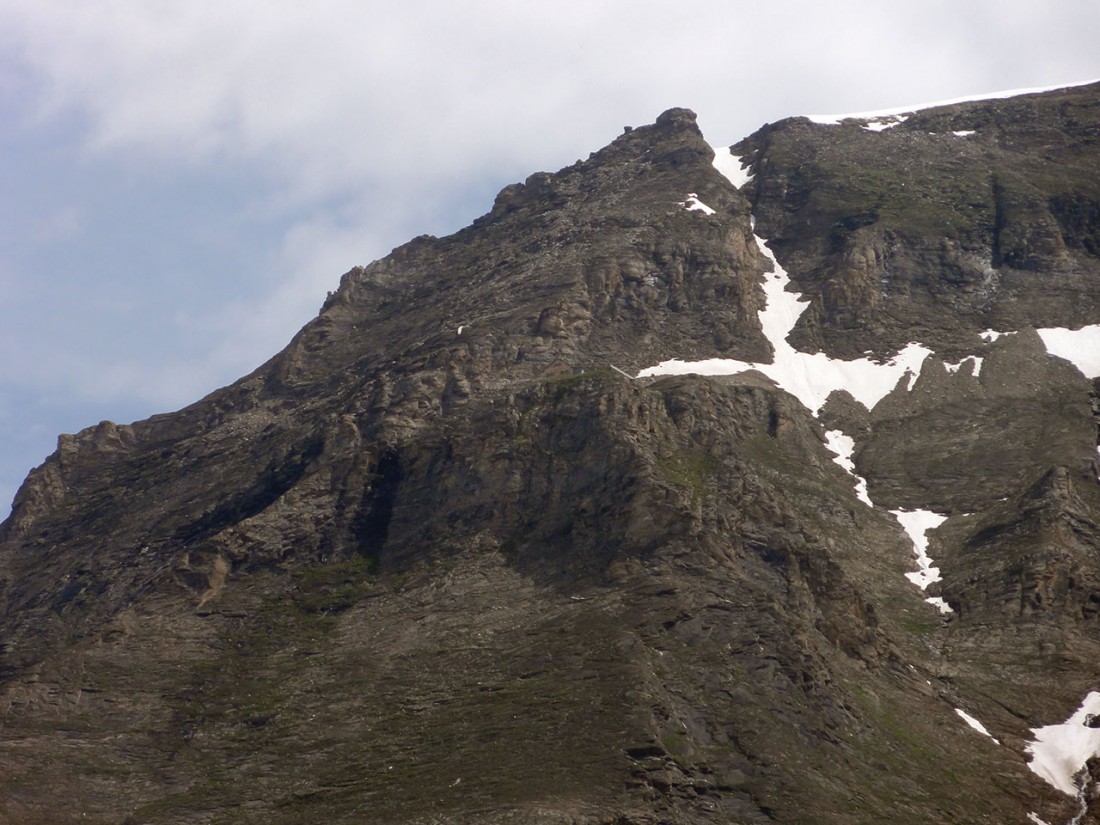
2,86 -> 1100,824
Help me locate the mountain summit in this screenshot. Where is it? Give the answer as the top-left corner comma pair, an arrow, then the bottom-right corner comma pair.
3,83 -> 1100,824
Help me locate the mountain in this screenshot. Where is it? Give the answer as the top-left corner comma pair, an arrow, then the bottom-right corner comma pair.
3,83 -> 1100,824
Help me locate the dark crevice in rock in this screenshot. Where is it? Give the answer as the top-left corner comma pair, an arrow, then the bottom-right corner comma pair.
1049,192 -> 1100,256
172,435 -> 324,543
353,447 -> 403,562
991,176 -> 1008,267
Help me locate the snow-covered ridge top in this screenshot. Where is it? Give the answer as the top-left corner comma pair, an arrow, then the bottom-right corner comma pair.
806,78 -> 1100,125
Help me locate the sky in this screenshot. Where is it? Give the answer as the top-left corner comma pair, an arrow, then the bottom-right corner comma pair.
1,1 -> 1099,517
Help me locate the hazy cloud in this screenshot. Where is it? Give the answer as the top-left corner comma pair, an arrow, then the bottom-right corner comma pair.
9,2 -> 1098,195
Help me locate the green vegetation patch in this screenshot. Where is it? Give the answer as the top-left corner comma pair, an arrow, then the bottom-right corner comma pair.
287,555 -> 379,616
656,449 -> 720,505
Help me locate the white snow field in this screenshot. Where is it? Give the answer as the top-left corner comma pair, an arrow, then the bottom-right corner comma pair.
1026,692 -> 1100,796
711,147 -> 753,188
890,509 -> 951,614
1036,325 -> 1100,379
823,429 -> 872,507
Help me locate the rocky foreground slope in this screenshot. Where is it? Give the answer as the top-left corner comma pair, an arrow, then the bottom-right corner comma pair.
2,84 -> 1100,824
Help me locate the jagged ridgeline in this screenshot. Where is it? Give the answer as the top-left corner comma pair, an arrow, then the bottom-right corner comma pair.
3,84 -> 1100,824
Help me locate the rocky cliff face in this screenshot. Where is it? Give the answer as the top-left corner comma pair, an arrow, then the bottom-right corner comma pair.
3,85 -> 1100,824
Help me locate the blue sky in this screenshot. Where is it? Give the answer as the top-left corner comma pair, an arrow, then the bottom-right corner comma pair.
1,1 -> 1098,517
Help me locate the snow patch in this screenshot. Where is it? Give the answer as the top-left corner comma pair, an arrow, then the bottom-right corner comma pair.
952,130 -> 976,137
890,509 -> 951,613
824,430 -> 873,507
944,355 -> 983,376
1037,325 -> 1100,378
1028,814 -> 1053,825
924,596 -> 951,614
681,193 -> 716,215
1026,692 -> 1100,796
712,147 -> 753,188
862,115 -> 909,132
638,231 -> 932,415
979,329 -> 1016,343
955,708 -> 999,744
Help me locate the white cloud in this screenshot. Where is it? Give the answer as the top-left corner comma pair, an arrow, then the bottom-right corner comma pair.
8,1 -> 1096,198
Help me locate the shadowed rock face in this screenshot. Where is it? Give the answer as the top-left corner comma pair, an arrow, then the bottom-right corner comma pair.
2,88 -> 1100,824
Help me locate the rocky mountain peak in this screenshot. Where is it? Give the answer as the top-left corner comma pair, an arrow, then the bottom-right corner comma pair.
3,85 -> 1100,824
